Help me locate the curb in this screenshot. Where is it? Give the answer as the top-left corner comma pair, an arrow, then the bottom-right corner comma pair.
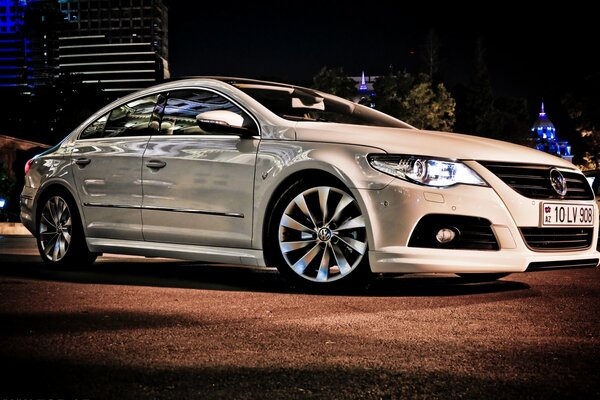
0,222 -> 32,236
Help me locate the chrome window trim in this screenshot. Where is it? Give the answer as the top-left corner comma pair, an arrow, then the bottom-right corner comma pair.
75,85 -> 262,141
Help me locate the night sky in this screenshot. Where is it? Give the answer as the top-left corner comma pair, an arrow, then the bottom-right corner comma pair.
168,3 -> 596,119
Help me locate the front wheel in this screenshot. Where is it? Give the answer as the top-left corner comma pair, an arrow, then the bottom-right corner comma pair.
36,190 -> 97,268
266,180 -> 372,290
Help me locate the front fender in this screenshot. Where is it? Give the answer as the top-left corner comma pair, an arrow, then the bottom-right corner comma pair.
251,140 -> 392,250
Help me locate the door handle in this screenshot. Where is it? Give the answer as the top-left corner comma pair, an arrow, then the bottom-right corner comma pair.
74,158 -> 91,166
146,160 -> 167,169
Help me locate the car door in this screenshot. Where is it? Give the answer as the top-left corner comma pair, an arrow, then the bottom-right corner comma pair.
71,94 -> 161,240
141,88 -> 260,248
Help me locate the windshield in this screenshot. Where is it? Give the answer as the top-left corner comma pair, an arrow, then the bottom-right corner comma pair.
233,83 -> 413,129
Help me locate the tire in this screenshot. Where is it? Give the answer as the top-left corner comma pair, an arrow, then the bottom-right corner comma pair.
36,189 -> 98,268
265,179 -> 372,291
457,273 -> 510,283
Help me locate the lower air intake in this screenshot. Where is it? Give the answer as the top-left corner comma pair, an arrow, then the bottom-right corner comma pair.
526,258 -> 599,271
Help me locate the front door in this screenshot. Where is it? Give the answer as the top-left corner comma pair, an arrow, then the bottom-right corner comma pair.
141,88 -> 259,248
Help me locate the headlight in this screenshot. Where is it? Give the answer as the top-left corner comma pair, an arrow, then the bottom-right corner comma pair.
368,155 -> 487,187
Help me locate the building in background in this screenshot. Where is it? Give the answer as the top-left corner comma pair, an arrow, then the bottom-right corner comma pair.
1,0 -> 76,95
0,0 -> 27,93
349,71 -> 377,107
58,33 -> 167,93
531,103 -> 573,162
23,0 -> 63,93
0,0 -> 169,96
58,0 -> 169,93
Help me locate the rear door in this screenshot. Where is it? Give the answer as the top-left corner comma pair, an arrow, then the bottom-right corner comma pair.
71,94 -> 161,240
141,88 -> 260,248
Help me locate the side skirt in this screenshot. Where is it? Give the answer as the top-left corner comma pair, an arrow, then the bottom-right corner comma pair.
86,238 -> 266,267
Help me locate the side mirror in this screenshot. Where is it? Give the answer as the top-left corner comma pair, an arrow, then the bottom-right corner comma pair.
196,110 -> 253,136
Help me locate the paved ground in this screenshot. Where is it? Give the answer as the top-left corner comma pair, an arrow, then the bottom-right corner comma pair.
1,236 -> 599,399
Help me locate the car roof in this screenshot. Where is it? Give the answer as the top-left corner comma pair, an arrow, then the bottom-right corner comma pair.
165,76 -> 299,90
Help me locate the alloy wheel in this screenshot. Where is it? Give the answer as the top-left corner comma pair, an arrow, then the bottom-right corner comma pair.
278,186 -> 367,283
39,196 -> 73,262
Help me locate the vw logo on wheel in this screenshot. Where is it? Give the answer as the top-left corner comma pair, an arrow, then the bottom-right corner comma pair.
317,227 -> 333,242
549,168 -> 567,196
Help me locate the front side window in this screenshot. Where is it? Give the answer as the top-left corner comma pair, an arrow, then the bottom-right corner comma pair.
159,89 -> 256,135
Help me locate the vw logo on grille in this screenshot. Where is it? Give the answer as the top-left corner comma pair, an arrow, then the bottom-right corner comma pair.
549,168 -> 567,196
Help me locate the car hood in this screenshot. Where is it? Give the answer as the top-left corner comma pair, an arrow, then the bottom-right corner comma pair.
294,123 -> 575,168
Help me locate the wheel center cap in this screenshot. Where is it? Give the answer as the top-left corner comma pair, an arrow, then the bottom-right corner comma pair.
317,227 -> 333,242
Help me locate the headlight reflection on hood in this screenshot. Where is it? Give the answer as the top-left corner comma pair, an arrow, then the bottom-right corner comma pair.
368,154 -> 487,188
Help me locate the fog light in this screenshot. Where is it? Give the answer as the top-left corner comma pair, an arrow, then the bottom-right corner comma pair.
436,228 -> 456,244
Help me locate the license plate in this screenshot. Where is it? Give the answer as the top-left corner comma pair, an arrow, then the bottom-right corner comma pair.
541,203 -> 594,227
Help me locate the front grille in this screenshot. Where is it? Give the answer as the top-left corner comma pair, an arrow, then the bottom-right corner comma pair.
520,227 -> 594,251
527,258 -> 599,271
409,214 -> 499,250
480,162 -> 594,200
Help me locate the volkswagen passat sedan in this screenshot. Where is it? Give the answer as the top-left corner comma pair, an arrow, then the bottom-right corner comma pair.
21,77 -> 599,289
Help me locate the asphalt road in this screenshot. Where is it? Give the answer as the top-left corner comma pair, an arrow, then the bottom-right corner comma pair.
1,236 -> 599,399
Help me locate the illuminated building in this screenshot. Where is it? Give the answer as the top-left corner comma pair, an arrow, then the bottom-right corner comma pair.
531,102 -> 573,162
58,0 -> 169,93
24,0 -> 63,92
0,0 -> 169,95
0,0 -> 26,92
350,71 -> 377,107
0,0 -> 67,95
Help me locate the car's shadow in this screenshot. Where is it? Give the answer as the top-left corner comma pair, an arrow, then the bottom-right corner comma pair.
0,254 -> 530,297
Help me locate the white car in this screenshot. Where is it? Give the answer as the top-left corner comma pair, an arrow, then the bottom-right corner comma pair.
20,77 -> 599,289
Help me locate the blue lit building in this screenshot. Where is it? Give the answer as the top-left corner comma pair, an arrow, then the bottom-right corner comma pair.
350,71 -> 377,107
0,0 -> 25,34
0,0 -> 26,91
531,102 -> 573,162
0,0 -> 66,95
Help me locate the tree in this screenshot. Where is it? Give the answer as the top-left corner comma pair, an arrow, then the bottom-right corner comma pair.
311,67 -> 356,99
374,72 -> 456,131
400,79 -> 456,131
372,70 -> 414,118
455,38 -> 494,135
563,73 -> 600,169
486,96 -> 531,146
453,38 -> 530,144
420,29 -> 441,82
0,161 -> 15,206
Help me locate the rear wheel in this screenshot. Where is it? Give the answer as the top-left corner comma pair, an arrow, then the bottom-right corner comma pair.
36,190 -> 97,268
266,179 -> 371,290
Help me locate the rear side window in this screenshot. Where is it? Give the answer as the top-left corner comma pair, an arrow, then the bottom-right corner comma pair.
79,94 -> 161,139
160,89 -> 256,135
80,113 -> 108,139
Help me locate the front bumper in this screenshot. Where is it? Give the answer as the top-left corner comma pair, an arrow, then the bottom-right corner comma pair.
356,170 -> 600,274
369,247 -> 599,273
